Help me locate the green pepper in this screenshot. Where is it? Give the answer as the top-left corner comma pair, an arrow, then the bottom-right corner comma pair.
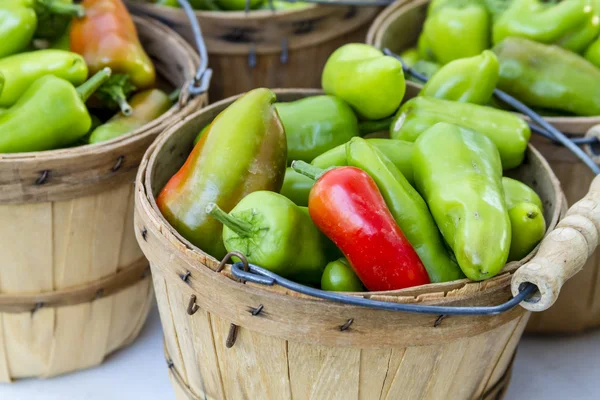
321,258 -> 364,292
215,0 -> 263,10
156,0 -> 221,10
493,37 -> 600,116
280,168 -> 314,207
409,60 -> 441,84
391,96 -> 531,169
157,88 -> 287,259
420,50 -> 499,105
492,0 -> 599,53
312,138 -> 415,185
400,48 -> 420,67
88,89 -> 172,144
275,95 -> 359,163
412,123 -> 511,281
322,43 -> 405,120
584,36 -> 600,68
0,49 -> 87,107
0,0 -> 83,58
0,68 -> 110,153
258,0 -> 309,9
503,177 -> 546,261
419,0 -> 490,64
346,137 -> 464,283
49,25 -> 70,50
206,191 -> 329,285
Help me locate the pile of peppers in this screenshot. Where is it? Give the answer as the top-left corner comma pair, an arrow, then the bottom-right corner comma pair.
154,0 -> 310,11
0,0 -> 172,153
409,0 -> 600,117
158,43 -> 546,292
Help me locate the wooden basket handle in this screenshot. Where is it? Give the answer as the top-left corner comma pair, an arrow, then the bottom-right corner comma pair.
512,174 -> 600,312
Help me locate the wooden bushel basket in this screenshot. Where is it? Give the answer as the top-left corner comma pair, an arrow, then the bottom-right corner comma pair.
125,0 -> 380,101
0,16 -> 206,381
132,88 -> 600,400
366,0 -> 600,334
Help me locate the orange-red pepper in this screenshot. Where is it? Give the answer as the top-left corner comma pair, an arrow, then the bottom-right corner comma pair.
70,0 -> 156,89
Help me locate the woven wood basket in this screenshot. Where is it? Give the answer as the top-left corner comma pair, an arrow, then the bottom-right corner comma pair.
367,0 -> 600,334
130,88 -> 600,400
0,16 -> 206,381
125,1 -> 380,101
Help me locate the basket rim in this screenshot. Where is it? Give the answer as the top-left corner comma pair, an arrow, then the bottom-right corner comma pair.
366,0 -> 600,135
0,15 -> 200,163
136,88 -> 564,305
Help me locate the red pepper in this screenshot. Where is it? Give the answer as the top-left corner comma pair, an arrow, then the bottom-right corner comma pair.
292,161 -> 430,291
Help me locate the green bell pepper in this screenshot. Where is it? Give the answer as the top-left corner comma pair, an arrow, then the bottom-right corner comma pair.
503,177 -> 546,261
0,49 -> 88,107
493,37 -> 600,116
420,50 -> 499,105
492,0 -> 599,53
419,0 -> 490,64
400,48 -> 420,67
409,60 -> 441,84
322,43 -> 405,120
275,95 -> 359,163
0,0 -> 83,57
412,123 -> 511,281
89,89 -> 172,144
206,191 -> 330,285
215,0 -> 263,10
321,258 -> 364,292
585,37 -> 600,68
280,168 -> 314,207
391,96 -> 531,169
346,137 -> 464,283
157,88 -> 287,259
0,68 -> 110,153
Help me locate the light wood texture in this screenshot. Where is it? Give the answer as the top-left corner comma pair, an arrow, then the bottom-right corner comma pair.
134,89 -> 567,399
125,1 -> 380,100
0,16 -> 203,381
366,0 -> 600,134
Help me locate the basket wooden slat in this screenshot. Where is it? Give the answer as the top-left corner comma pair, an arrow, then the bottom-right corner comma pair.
0,16 -> 205,381
134,89 -> 564,399
125,1 -> 380,100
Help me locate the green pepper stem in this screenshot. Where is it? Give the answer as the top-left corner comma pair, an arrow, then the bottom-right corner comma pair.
358,117 -> 394,135
76,68 -> 112,102
38,0 -> 86,18
168,88 -> 181,103
291,160 -> 324,181
206,203 -> 252,237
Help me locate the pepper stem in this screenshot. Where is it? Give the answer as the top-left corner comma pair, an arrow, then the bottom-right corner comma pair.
38,0 -> 86,18
76,68 -> 112,102
290,160 -> 324,181
358,117 -> 394,135
206,203 -> 253,237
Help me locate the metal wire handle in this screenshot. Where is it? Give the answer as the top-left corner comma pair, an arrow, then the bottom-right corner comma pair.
177,0 -> 212,95
382,48 -> 600,175
231,262 -> 538,316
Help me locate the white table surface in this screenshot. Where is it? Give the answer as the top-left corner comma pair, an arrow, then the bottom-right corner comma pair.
2,306 -> 600,400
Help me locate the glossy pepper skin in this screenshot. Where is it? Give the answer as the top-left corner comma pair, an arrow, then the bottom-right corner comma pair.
503,177 -> 546,261
346,138 -> 463,283
312,138 -> 415,185
71,0 -> 156,89
206,191 -> 329,285
493,37 -> 600,116
585,37 -> 600,68
275,95 -> 359,163
157,88 -> 287,259
321,258 -> 364,292
391,96 -> 530,169
420,50 -> 499,105
0,49 -> 87,107
280,168 -> 314,207
420,0 -> 490,64
292,162 -> 430,291
0,0 -> 83,57
0,68 -> 110,153
412,123 -> 511,281
493,0 -> 599,53
88,89 -> 172,144
322,43 -> 405,120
